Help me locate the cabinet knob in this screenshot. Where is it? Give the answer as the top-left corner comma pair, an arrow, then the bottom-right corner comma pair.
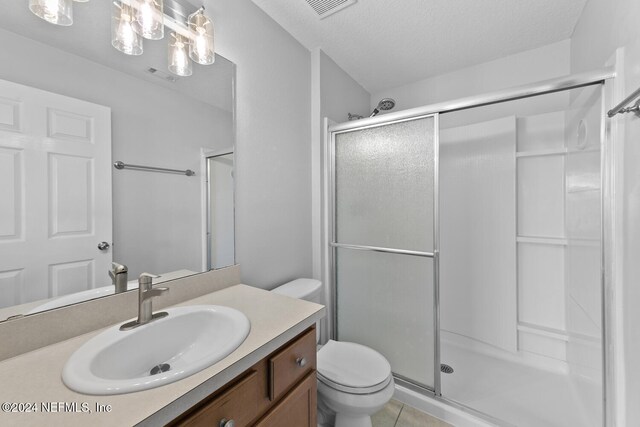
219,419 -> 235,427
296,357 -> 307,367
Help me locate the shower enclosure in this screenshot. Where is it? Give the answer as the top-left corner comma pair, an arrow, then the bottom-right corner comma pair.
326,71 -> 615,427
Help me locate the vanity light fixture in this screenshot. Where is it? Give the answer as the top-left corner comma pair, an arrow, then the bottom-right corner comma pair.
132,0 -> 164,40
29,0 -> 74,26
28,0 -> 215,78
168,32 -> 192,77
112,1 -> 144,56
187,7 -> 214,65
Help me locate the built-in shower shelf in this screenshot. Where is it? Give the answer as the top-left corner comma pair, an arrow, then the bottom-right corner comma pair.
518,323 -> 568,341
516,148 -> 567,158
567,147 -> 601,154
567,186 -> 601,194
516,236 -> 568,246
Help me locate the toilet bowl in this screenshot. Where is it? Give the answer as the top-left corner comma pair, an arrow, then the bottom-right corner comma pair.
272,279 -> 394,427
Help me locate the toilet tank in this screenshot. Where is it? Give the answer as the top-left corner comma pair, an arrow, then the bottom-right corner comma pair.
272,279 -> 323,343
272,278 -> 322,304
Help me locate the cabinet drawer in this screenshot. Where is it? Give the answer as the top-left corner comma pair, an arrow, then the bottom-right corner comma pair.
269,328 -> 316,401
177,370 -> 259,427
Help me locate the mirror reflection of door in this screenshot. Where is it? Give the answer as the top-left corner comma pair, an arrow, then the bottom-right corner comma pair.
0,79 -> 112,309
207,153 -> 235,270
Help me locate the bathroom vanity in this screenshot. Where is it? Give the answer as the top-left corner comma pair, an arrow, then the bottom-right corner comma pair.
171,327 -> 317,426
0,284 -> 324,427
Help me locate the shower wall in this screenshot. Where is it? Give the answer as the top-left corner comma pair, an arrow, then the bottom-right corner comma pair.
439,86 -> 603,426
440,87 -> 602,378
564,85 -> 603,384
440,117 -> 517,352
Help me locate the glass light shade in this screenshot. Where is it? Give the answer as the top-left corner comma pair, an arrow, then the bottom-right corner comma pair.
168,32 -> 192,77
132,0 -> 164,40
112,1 -> 143,56
29,0 -> 73,26
187,9 -> 214,65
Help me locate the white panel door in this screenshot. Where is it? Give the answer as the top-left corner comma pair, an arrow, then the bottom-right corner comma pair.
0,79 -> 112,308
440,116 -> 517,352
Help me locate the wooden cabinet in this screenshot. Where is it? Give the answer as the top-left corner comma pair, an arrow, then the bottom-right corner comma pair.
255,373 -> 317,427
170,327 -> 317,427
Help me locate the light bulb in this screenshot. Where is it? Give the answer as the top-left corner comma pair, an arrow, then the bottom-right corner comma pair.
112,1 -> 143,56
187,8 -> 214,65
132,0 -> 164,40
168,32 -> 192,77
29,0 -> 73,26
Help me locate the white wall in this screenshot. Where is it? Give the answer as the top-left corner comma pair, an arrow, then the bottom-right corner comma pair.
206,0 -> 313,288
570,0 -> 640,74
571,1 -> 640,425
0,28 -> 232,279
371,40 -> 571,112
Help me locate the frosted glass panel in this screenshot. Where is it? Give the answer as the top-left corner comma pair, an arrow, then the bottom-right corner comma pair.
335,117 -> 435,252
336,248 -> 434,388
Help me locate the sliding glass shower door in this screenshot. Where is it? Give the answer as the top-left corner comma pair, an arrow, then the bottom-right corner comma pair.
331,114 -> 439,390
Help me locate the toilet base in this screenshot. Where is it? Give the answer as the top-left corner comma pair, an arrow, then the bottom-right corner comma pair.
317,376 -> 395,427
334,413 -> 373,427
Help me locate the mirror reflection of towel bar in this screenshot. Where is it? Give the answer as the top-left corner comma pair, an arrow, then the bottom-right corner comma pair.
113,161 -> 195,176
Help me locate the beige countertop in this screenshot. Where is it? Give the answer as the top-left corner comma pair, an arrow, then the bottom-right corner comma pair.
0,284 -> 325,427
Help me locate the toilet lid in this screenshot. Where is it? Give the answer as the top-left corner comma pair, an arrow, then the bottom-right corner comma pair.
317,340 -> 391,392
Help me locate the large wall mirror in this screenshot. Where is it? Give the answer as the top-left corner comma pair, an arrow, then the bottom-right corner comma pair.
0,0 -> 236,320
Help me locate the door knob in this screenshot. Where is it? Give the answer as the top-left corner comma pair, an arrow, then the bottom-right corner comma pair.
219,419 -> 235,427
98,241 -> 110,251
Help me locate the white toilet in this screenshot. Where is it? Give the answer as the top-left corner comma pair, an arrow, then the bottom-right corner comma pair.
272,279 -> 395,427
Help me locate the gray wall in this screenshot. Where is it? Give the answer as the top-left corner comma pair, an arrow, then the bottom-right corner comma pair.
310,48 -> 371,341
209,0 -> 313,288
314,48 -> 371,280
319,51 -> 372,124
0,28 -> 233,279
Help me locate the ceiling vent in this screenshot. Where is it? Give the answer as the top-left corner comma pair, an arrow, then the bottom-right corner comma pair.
305,0 -> 357,19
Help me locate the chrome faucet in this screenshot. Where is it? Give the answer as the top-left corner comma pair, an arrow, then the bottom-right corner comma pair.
108,262 -> 128,294
120,273 -> 169,331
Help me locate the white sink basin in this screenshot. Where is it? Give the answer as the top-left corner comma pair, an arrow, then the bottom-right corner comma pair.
62,305 -> 250,395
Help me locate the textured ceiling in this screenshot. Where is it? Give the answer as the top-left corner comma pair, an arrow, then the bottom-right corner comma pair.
252,0 -> 588,93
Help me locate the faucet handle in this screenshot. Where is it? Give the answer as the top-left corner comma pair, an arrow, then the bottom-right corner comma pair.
138,272 -> 161,286
111,262 -> 128,273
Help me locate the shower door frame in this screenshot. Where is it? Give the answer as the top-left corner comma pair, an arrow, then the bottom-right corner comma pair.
328,112 -> 441,393
326,67 -> 618,426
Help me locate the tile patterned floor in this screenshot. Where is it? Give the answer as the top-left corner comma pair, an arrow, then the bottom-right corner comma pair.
372,399 -> 452,427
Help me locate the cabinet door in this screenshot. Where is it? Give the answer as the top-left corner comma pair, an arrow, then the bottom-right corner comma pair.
255,372 -> 317,427
269,328 -> 316,401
